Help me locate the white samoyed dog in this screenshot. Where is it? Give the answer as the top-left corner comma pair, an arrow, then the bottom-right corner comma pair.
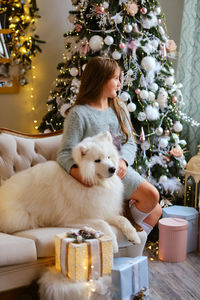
0,132 -> 140,252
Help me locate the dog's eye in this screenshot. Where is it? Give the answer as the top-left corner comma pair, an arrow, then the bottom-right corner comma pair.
95,159 -> 101,163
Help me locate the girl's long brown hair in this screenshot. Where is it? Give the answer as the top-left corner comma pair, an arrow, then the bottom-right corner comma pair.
67,56 -> 131,142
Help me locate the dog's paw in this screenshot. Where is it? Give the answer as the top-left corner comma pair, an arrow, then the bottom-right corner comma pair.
127,230 -> 141,245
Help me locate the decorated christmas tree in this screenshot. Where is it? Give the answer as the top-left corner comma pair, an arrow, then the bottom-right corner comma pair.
39,0 -> 187,200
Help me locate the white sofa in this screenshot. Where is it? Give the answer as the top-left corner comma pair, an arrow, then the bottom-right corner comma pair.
0,128 -> 147,293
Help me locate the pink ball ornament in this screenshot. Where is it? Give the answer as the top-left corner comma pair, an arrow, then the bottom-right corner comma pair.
140,7 -> 147,14
119,42 -> 126,49
96,6 -> 105,14
172,96 -> 178,103
165,129 -> 170,136
135,88 -> 140,95
76,24 -> 82,32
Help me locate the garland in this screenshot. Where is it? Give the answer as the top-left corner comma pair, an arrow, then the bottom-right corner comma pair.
0,0 -> 45,86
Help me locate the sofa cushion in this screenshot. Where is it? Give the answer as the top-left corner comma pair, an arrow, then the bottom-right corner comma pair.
14,226 -> 141,258
14,228 -> 76,258
0,233 -> 37,267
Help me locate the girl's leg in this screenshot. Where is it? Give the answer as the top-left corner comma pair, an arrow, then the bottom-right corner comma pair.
130,181 -> 162,234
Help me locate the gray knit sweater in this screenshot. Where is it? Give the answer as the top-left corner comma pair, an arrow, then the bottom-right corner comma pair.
57,102 -> 137,174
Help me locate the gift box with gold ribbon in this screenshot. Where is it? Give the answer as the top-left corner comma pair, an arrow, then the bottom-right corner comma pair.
55,228 -> 113,282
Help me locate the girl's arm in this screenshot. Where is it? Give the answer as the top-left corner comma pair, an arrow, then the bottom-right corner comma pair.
119,102 -> 137,167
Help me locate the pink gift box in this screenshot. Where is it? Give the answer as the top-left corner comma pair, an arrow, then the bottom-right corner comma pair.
158,217 -> 188,262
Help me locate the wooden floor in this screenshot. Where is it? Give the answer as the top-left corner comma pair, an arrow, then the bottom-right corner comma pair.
144,246 -> 200,300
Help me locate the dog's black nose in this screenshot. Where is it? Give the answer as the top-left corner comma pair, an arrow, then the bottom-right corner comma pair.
108,167 -> 116,174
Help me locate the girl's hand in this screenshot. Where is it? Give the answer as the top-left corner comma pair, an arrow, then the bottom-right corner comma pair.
117,159 -> 127,179
70,167 -> 93,187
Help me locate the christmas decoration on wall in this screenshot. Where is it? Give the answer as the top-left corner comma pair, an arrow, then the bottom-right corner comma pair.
0,0 -> 45,86
39,0 -> 187,199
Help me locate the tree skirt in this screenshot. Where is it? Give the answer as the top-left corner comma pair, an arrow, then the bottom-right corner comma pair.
38,267 -> 114,300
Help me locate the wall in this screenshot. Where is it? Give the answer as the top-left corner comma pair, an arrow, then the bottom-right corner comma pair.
0,0 -> 184,133
0,0 -> 73,133
159,0 -> 184,71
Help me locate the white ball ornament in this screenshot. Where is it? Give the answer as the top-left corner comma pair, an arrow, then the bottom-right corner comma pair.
140,90 -> 149,100
148,91 -> 155,101
155,7 -> 161,15
119,91 -> 130,102
127,102 -> 136,112
112,51 -> 121,60
173,121 -> 183,132
137,112 -> 146,121
154,102 -> 159,109
141,56 -> 157,72
169,68 -> 175,75
70,67 -> 78,76
159,138 -> 168,148
149,83 -> 158,92
141,141 -> 150,151
165,76 -> 174,86
155,127 -> 163,136
103,1 -> 109,9
124,24 -> 132,33
159,175 -> 168,183
151,39 -> 159,49
115,14 -> 123,24
89,35 -> 103,51
104,36 -> 114,46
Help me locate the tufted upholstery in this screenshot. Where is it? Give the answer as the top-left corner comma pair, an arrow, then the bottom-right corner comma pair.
0,129 -> 62,182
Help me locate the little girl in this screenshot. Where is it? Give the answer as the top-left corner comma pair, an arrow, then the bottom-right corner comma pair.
57,56 -> 162,235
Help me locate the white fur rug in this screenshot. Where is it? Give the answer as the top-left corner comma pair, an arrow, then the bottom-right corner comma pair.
38,267 -> 114,300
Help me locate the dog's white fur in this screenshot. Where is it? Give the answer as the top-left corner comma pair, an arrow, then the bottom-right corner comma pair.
0,132 -> 140,252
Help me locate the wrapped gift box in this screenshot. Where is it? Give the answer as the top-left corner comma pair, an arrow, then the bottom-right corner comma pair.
55,231 -> 113,282
162,205 -> 198,252
111,256 -> 149,300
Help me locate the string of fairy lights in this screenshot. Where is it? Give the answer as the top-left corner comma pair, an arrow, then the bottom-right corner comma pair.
0,0 -> 44,130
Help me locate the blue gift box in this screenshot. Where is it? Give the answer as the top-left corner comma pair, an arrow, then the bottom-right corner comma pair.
162,205 -> 198,253
111,256 -> 149,300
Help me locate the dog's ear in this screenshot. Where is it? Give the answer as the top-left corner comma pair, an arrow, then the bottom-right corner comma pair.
72,144 -> 88,163
95,131 -> 113,143
79,145 -> 88,156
